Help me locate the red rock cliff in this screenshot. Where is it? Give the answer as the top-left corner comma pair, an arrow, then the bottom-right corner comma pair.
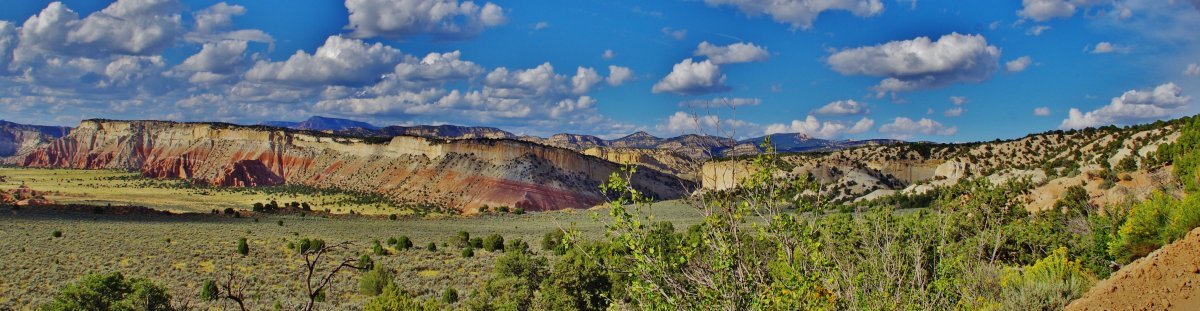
13,120 -> 690,212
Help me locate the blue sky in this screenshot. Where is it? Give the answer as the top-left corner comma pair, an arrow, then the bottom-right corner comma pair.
0,0 -> 1198,142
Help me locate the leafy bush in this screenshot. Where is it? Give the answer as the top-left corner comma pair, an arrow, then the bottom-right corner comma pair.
372,240 -> 386,256
41,272 -> 175,311
359,266 -> 393,296
237,237 -> 249,256
358,254 -> 375,271
453,231 -> 470,248
199,279 -> 218,301
461,247 -> 474,258
1107,192 -> 1200,263
482,234 -> 504,252
295,238 -> 326,254
999,247 -> 1092,310
469,237 -> 483,249
396,236 -> 413,250
52,230 -> 62,238
426,242 -> 437,251
441,288 -> 458,304
363,284 -> 440,311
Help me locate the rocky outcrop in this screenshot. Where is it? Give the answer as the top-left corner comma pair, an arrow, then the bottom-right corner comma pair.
0,120 -> 70,158
9,120 -> 690,212
1067,228 -> 1200,310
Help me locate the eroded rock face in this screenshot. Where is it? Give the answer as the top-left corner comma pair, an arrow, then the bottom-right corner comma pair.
11,120 -> 691,212
0,120 -> 70,158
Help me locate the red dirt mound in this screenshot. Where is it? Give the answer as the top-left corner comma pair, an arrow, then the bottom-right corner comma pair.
1067,228 -> 1200,310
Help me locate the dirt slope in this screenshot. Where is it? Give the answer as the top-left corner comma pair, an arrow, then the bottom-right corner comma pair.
1067,228 -> 1200,310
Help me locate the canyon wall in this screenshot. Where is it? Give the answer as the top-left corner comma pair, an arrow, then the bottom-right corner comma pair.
8,120 -> 690,212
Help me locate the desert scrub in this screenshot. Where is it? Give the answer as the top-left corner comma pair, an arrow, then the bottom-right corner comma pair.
999,247 -> 1093,310
41,272 -> 176,310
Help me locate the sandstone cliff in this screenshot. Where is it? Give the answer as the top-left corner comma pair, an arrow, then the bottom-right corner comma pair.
0,120 -> 70,158
8,120 -> 690,212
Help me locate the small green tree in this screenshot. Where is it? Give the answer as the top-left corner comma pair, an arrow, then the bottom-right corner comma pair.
426,242 -> 437,252
200,279 -> 218,301
373,240 -> 386,256
441,288 -> 458,304
397,236 -> 413,250
482,234 -> 504,252
237,238 -> 249,256
359,266 -> 393,296
461,247 -> 475,258
358,254 -> 375,271
41,272 -> 175,311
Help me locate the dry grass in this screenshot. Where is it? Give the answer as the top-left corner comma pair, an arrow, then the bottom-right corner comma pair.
0,168 -> 702,309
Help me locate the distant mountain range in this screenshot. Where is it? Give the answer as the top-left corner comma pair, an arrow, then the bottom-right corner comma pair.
259,116 -> 378,132
257,116 -> 903,158
0,120 -> 71,157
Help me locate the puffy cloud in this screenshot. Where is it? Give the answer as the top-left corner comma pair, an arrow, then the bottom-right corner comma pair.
607,65 -> 634,86
879,117 -> 957,138
1089,42 -> 1130,54
534,22 -> 549,30
571,67 -> 602,94
1026,25 -> 1051,36
1060,83 -> 1191,129
704,0 -> 884,30
652,58 -> 729,95
1018,0 -> 1104,22
827,33 -> 1000,95
381,50 -> 484,90
1187,63 -> 1200,76
694,41 -> 769,64
661,27 -> 687,40
1006,56 -> 1032,72
813,99 -> 869,116
602,49 -> 616,60
0,21 -> 15,70
679,97 -> 762,109
188,2 -> 272,44
764,115 -> 874,139
1019,0 -> 1076,21
1034,106 -> 1051,116
245,36 -> 404,86
943,107 -> 964,117
176,40 -> 247,74
172,40 -> 248,84
344,0 -> 506,40
17,0 -> 184,56
659,111 -> 757,136
949,96 -> 968,105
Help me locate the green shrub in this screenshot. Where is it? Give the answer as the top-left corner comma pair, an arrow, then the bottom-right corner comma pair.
359,254 -> 375,271
461,247 -> 474,258
277,220 -> 284,226
359,266 -> 393,296
426,242 -> 437,252
541,230 -> 564,253
200,279 -> 218,301
999,247 -> 1092,310
441,288 -> 458,304
396,236 -> 413,250
295,238 -> 325,254
52,230 -> 62,238
386,237 -> 398,246
363,283 -> 440,311
373,240 -> 386,256
483,234 -> 504,252
41,272 -> 175,311
237,237 -> 249,256
453,231 -> 470,248
1108,192 -> 1197,263
469,237 -> 483,249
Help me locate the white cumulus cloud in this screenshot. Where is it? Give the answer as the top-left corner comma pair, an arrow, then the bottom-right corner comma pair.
1060,83 -> 1191,129
245,36 -> 404,86
1006,56 -> 1032,72
879,117 -> 957,139
607,65 -> 633,86
813,99 -> 870,116
652,58 -> 729,95
827,33 -> 1000,95
704,0 -> 884,30
344,0 -> 506,40
764,115 -> 874,139
694,41 -> 769,65
1034,106 -> 1051,116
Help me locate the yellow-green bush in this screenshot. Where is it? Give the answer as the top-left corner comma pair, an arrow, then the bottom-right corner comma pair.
999,247 -> 1092,311
1108,192 -> 1200,263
